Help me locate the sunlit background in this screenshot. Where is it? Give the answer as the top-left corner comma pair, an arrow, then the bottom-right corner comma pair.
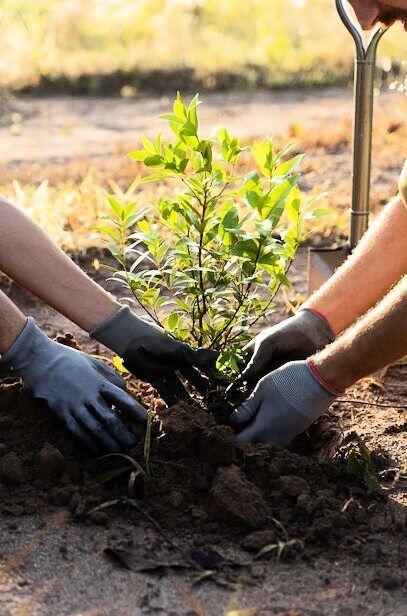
0,0 -> 406,92
0,0 -> 406,251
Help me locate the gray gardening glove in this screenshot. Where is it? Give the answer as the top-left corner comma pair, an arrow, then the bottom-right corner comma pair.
0,318 -> 147,453
90,306 -> 217,405
234,308 -> 335,391
230,360 -> 340,446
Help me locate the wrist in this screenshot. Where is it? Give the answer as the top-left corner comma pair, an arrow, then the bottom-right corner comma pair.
306,358 -> 345,395
0,317 -> 49,368
306,345 -> 359,393
0,315 -> 27,355
90,305 -> 147,356
270,360 -> 338,421
299,307 -> 335,339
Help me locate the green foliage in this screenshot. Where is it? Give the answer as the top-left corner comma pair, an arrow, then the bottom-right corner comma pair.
98,93 -> 327,375
345,442 -> 380,494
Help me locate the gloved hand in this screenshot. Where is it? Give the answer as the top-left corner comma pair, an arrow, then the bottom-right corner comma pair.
0,318 -> 147,453
234,308 -> 335,391
90,306 -> 217,405
230,360 -> 341,446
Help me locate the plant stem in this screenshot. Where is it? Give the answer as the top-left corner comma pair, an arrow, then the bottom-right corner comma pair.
248,257 -> 294,331
119,226 -> 163,328
196,188 -> 209,345
209,238 -> 264,350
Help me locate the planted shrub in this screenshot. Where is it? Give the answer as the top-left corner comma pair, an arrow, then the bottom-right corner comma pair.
98,93 -> 328,377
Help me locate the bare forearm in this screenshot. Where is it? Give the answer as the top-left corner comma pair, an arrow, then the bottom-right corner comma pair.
0,291 -> 27,353
0,199 -> 120,331
314,275 -> 407,390
304,196 -> 407,334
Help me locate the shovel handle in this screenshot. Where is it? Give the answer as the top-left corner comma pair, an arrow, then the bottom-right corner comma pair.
335,0 -> 387,60
336,0 -> 389,249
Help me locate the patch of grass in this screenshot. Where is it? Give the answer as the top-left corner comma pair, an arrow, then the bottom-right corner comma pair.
0,0 -> 405,94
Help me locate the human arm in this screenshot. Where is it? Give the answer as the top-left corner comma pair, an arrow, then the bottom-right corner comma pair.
235,194 -> 407,387
304,195 -> 407,335
0,198 -> 216,402
231,275 -> 407,445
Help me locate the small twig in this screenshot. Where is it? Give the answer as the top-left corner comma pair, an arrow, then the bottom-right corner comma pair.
123,498 -> 200,570
338,397 -> 407,410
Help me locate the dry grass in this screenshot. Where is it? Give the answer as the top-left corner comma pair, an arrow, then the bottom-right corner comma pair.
1,106 -> 406,252
0,115 -> 407,251
0,0 -> 405,93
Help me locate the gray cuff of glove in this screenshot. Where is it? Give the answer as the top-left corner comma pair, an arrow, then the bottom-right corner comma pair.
270,360 -> 339,421
297,307 -> 335,346
89,306 -> 153,357
0,317 -> 49,369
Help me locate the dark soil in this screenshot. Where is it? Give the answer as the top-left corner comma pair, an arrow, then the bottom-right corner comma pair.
0,350 -> 405,573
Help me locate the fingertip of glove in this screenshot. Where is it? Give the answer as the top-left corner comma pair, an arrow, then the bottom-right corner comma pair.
229,410 -> 241,426
125,433 -> 137,450
235,431 -> 249,444
129,400 -> 148,423
191,348 -> 218,366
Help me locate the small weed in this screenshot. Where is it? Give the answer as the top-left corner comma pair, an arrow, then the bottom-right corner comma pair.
345,442 -> 380,494
88,399 -> 154,496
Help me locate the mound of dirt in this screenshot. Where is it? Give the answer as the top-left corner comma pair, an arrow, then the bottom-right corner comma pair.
0,367 -> 405,566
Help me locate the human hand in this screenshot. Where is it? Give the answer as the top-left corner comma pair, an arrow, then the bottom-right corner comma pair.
347,0 -> 407,30
347,0 -> 382,30
230,360 -> 339,446
233,309 -> 334,392
90,306 -> 217,405
1,318 -> 146,453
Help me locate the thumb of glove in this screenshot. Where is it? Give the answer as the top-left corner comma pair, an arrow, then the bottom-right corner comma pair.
229,389 -> 260,426
182,345 -> 218,368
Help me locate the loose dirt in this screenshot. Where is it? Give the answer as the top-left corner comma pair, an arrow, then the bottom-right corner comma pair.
0,90 -> 406,615
0,271 -> 406,615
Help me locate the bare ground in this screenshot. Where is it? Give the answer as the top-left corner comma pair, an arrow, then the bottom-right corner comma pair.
0,90 -> 406,615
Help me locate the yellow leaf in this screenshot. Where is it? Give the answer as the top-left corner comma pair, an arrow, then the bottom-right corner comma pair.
113,356 -> 129,374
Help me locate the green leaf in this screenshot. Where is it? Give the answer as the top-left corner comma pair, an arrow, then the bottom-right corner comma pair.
304,207 -> 332,220
160,114 -> 184,125
273,153 -> 304,177
107,196 -> 124,219
232,239 -> 259,260
128,150 -> 149,161
144,154 -> 164,167
174,91 -> 188,119
95,226 -> 121,241
180,121 -> 198,137
167,312 -> 179,330
141,134 -> 156,153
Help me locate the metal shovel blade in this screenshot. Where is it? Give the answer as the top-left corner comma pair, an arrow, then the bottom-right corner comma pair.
307,0 -> 388,295
308,245 -> 349,296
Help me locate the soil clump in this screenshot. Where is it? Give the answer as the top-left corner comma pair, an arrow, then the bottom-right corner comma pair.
0,359 -> 405,569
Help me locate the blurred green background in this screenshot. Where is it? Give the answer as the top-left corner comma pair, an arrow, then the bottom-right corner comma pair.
0,0 -> 405,94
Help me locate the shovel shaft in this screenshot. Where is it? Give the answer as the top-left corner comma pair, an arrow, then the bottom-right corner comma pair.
336,0 -> 387,249
350,57 -> 376,248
